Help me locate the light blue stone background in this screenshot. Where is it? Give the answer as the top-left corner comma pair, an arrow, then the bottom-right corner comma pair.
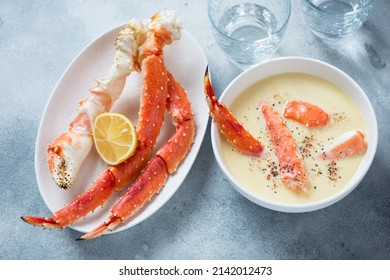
1,0 -> 389,259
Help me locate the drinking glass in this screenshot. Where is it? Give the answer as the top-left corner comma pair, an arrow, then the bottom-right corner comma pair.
208,0 -> 291,68
301,0 -> 375,39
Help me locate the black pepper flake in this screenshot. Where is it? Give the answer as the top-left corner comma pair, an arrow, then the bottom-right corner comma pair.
326,160 -> 340,182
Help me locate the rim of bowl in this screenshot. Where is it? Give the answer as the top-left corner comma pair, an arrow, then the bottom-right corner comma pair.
301,0 -> 375,17
207,0 -> 291,44
210,56 -> 378,213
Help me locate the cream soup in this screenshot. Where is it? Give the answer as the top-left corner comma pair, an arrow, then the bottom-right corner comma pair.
220,73 -> 366,204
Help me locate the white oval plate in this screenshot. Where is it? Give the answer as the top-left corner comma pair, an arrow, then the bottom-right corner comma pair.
35,26 -> 208,234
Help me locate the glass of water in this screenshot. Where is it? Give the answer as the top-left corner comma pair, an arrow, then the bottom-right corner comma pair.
301,0 -> 374,39
208,0 -> 291,68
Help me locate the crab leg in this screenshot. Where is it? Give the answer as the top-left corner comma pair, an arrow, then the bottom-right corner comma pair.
79,73 -> 195,240
112,11 -> 181,188
157,72 -> 195,173
48,19 -> 148,189
204,67 -> 263,157
21,11 -> 181,230
21,170 -> 116,228
260,102 -> 308,191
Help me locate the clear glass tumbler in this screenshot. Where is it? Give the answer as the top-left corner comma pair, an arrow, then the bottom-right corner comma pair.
301,0 -> 375,39
208,0 -> 291,68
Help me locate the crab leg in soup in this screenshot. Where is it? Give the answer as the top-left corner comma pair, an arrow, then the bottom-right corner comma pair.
204,67 -> 264,156
320,130 -> 367,160
283,100 -> 329,127
260,102 -> 308,191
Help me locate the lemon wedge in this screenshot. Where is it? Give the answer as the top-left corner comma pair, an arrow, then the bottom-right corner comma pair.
93,112 -> 138,165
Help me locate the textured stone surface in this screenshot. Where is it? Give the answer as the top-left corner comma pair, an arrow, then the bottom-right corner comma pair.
1,0 -> 389,259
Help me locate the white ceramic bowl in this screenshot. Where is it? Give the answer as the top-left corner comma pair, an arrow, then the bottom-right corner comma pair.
211,57 -> 378,213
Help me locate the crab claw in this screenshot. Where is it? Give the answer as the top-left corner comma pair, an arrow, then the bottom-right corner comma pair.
47,125 -> 91,190
21,216 -> 60,229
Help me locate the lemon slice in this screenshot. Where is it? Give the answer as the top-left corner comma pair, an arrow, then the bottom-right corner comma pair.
93,112 -> 138,165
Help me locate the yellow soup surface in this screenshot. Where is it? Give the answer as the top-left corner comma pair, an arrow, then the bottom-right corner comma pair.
220,73 -> 366,204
